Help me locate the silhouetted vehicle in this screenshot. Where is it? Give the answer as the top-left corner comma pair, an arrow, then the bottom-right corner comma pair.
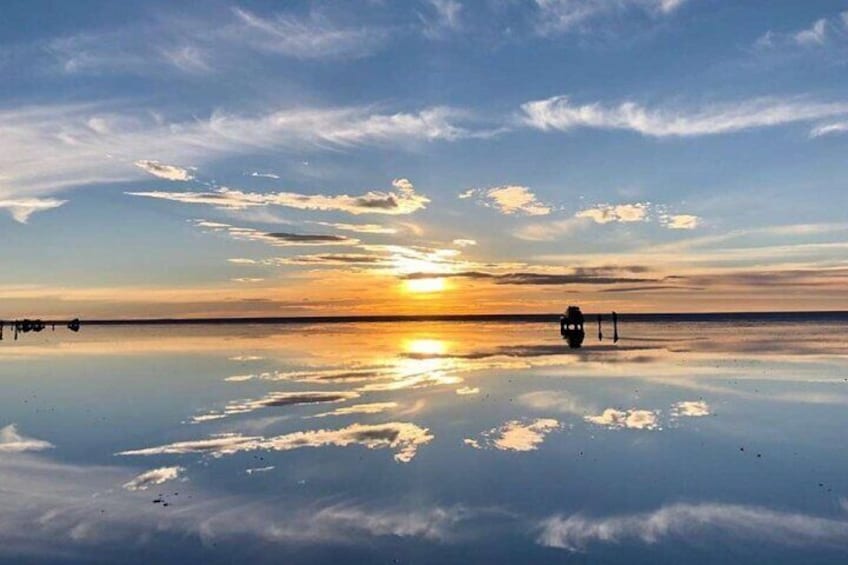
0,317 -> 81,340
560,306 -> 585,349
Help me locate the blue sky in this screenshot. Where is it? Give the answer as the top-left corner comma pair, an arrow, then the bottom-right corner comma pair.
2,0 -> 848,317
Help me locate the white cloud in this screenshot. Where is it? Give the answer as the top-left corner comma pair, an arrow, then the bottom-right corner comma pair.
194,221 -> 360,248
0,198 -> 66,223
576,203 -> 648,224
521,95 -> 848,137
584,408 -> 659,430
538,502 -> 848,552
0,103 -> 466,209
671,400 -> 710,417
455,386 -> 480,395
249,171 -> 281,179
0,425 -> 54,453
134,160 -> 195,181
49,7 -> 387,77
160,45 -> 212,73
795,19 -> 828,46
195,390 -> 360,422
474,419 -> 561,451
0,453 -> 474,559
312,221 -> 398,234
119,421 -> 434,463
756,12 -> 848,52
513,217 -> 588,241
313,402 -> 399,418
661,213 -> 700,230
518,390 -> 590,415
452,239 -> 477,247
466,185 -> 551,216
810,122 -> 848,137
132,178 -> 430,216
229,7 -> 385,59
122,466 -> 184,491
516,204 -> 698,239
422,0 -> 463,38
534,0 -> 688,34
245,465 -> 275,475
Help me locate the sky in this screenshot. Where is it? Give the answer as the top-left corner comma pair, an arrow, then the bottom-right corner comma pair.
1,0 -> 848,318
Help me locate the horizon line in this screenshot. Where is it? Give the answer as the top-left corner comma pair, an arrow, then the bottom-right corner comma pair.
2,310 -> 848,326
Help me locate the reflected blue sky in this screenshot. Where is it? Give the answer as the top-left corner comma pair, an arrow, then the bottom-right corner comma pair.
2,319 -> 848,563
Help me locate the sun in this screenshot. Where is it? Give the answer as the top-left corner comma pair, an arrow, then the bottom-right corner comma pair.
404,277 -> 446,294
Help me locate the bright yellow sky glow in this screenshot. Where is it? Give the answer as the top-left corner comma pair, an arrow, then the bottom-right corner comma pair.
404,277 -> 447,294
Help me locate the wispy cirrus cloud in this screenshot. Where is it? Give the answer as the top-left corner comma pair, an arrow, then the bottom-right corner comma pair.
513,216 -> 589,241
47,5 -> 388,77
461,185 -> 551,216
311,221 -> 399,234
401,269 -> 657,286
194,391 -> 361,422
0,452 -> 477,559
313,402 -> 399,418
0,102 -> 463,215
534,0 -> 688,35
518,390 -> 592,416
810,121 -> 848,138
521,95 -> 848,137
756,12 -> 848,51
228,7 -> 386,59
132,178 -> 430,216
249,171 -> 281,179
119,421 -> 434,463
194,220 -> 359,248
538,502 -> 848,552
421,0 -> 463,39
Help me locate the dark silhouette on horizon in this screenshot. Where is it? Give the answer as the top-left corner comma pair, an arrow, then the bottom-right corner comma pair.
0,318 -> 80,341
613,311 -> 619,343
560,308 -> 621,349
560,306 -> 585,348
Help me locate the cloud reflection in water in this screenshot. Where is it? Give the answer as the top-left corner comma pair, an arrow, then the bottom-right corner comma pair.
467,419 -> 562,452
120,421 -> 434,463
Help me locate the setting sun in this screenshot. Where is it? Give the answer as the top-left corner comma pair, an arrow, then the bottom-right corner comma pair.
404,277 -> 446,294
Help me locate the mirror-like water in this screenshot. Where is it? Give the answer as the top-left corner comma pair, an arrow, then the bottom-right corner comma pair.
2,318 -> 847,563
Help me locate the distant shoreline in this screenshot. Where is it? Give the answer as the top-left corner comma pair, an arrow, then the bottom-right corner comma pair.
2,311 -> 847,326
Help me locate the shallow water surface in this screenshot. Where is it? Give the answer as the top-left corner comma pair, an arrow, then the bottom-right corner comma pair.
2,318 -> 848,563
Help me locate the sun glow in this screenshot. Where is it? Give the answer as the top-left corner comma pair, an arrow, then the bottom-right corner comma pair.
404,277 -> 446,294
404,338 -> 448,356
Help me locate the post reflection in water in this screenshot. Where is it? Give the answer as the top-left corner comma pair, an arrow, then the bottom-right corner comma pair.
2,317 -> 848,564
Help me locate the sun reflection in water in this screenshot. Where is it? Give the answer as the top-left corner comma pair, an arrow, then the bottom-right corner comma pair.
404,338 -> 448,356
364,337 -> 462,390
